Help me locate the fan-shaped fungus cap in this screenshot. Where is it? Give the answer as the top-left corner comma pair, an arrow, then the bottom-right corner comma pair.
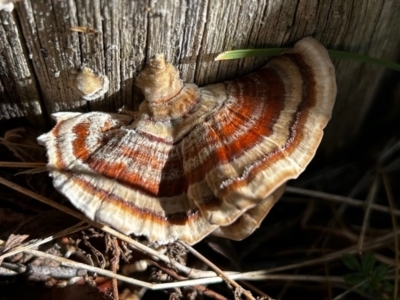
38,37 -> 336,245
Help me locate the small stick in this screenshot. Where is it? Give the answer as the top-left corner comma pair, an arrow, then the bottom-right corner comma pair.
0,162 -> 46,168
111,237 -> 120,300
20,248 -> 154,288
152,261 -> 228,300
285,186 -> 400,217
332,281 -> 366,300
179,241 -> 256,300
239,280 -> 272,299
357,177 -> 378,253
381,172 -> 399,299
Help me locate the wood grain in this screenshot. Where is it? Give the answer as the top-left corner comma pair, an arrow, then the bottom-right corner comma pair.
0,0 -> 399,152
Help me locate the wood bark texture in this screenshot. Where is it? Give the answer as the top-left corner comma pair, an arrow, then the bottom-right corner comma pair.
0,0 -> 399,152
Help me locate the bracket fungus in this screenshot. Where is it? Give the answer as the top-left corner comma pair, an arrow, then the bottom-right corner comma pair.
38,37 -> 336,245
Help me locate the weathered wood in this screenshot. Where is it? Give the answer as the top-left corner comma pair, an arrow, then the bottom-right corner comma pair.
0,5 -> 44,126
0,0 -> 399,153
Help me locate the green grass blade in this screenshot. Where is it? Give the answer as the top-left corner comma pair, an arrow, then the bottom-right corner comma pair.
215,48 -> 290,60
327,50 -> 400,72
215,48 -> 400,72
